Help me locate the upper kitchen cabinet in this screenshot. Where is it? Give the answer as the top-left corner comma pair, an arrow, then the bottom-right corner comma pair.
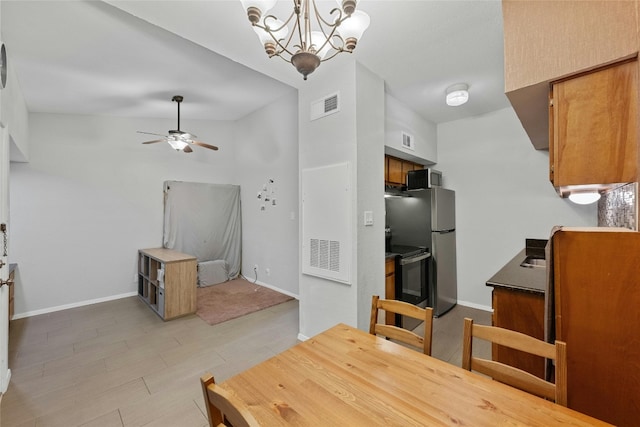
385,155 -> 423,186
550,60 -> 638,193
502,0 -> 638,149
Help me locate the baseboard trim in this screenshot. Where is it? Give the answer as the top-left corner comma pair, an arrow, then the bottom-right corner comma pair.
239,276 -> 299,300
457,299 -> 493,313
0,368 -> 10,393
13,291 -> 138,319
297,333 -> 309,342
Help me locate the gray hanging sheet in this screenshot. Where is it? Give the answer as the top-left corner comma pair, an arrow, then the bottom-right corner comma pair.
163,181 -> 242,281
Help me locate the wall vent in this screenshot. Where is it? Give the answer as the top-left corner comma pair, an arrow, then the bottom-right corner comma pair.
401,131 -> 415,150
302,162 -> 351,284
309,238 -> 340,272
310,92 -> 340,121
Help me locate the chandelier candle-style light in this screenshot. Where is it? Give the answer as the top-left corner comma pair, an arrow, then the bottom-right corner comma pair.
240,0 -> 370,80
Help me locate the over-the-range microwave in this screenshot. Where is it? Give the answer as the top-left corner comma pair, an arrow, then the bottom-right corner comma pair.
406,168 -> 442,190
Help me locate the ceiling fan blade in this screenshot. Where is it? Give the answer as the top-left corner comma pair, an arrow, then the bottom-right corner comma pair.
183,145 -> 193,153
192,140 -> 219,151
141,139 -> 165,144
137,131 -> 167,137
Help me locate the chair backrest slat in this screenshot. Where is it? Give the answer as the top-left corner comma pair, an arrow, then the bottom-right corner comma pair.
462,317 -> 567,406
369,295 -> 433,355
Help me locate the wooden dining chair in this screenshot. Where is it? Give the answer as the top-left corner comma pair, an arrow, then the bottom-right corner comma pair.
200,373 -> 260,427
369,295 -> 433,355
462,317 -> 567,406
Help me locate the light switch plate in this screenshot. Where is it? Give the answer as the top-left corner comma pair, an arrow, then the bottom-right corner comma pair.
364,211 -> 374,226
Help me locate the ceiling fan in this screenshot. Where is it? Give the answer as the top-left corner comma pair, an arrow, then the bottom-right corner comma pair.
138,95 -> 219,153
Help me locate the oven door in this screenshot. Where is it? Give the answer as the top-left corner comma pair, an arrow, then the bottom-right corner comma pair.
397,252 -> 429,305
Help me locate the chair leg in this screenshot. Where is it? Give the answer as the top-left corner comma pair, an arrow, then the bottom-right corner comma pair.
462,318 -> 473,370
201,373 -> 224,427
370,295 -> 380,335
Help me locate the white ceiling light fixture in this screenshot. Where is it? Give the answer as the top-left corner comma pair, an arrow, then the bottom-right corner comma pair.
240,0 -> 370,80
568,192 -> 601,205
445,83 -> 469,107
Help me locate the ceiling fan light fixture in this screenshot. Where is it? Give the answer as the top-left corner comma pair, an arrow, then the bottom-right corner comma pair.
138,95 -> 219,153
167,137 -> 188,151
446,83 -> 469,107
240,0 -> 370,80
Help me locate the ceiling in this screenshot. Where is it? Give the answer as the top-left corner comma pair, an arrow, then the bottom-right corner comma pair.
1,0 -> 509,125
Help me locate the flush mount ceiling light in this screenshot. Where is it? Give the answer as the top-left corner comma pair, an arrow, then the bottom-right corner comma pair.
568,192 -> 601,205
445,83 -> 469,107
240,0 -> 370,80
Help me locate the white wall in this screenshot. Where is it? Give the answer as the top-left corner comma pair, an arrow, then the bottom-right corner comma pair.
297,60 -> 386,339
1,57 -> 29,162
355,63 -> 385,330
235,90 -> 299,297
10,107 -> 300,316
385,93 -> 437,164
298,61 -> 359,338
437,107 -> 597,309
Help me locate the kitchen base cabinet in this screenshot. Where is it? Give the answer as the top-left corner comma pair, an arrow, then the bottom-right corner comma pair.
554,228 -> 640,426
491,287 -> 545,379
385,257 -> 396,325
138,248 -> 197,320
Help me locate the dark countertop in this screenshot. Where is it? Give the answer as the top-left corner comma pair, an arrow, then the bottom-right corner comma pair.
486,249 -> 546,294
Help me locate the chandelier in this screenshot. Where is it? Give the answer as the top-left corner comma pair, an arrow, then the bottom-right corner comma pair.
240,0 -> 370,80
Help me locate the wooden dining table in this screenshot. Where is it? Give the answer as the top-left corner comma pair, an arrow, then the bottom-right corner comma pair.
220,323 -> 612,426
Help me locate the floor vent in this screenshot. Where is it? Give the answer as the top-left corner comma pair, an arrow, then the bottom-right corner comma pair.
310,92 -> 340,121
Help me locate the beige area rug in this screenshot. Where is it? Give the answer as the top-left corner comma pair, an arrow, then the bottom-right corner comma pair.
196,277 -> 294,326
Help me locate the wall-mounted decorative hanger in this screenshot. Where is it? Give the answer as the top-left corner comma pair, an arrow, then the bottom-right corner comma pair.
257,179 -> 276,211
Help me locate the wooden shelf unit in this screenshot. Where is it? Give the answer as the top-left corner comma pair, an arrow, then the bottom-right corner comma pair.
137,248 -> 197,320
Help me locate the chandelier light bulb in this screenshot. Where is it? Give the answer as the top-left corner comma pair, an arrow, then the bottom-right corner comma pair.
445,83 -> 469,107
337,10 -> 370,50
310,31 -> 331,59
253,18 -> 288,45
336,0 -> 357,15
241,0 -> 277,23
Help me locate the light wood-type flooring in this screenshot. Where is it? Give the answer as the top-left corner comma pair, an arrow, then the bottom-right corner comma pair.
2,296 -> 491,426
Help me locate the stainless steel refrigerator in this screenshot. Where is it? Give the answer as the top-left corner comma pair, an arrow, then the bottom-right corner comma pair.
385,187 -> 457,316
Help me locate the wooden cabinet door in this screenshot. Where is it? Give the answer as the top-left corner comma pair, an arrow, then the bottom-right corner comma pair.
387,156 -> 403,185
385,258 -> 396,325
491,288 -> 545,379
401,161 -> 415,184
554,230 -> 640,426
551,60 -> 638,188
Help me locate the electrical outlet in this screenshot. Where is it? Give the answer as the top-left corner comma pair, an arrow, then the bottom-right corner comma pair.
133,273 -> 138,282
265,268 -> 270,276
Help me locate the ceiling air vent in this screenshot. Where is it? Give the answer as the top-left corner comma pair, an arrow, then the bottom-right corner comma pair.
310,92 -> 340,121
